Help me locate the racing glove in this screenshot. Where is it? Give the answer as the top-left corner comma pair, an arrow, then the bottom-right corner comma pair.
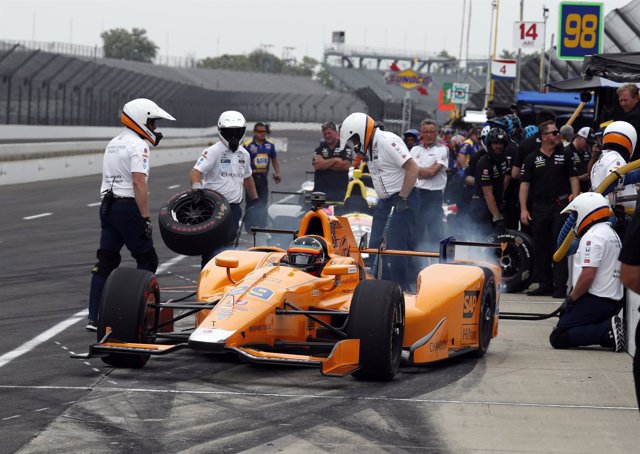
395,196 -> 408,213
191,188 -> 204,206
492,214 -> 505,232
143,217 -> 153,239
558,295 -> 575,315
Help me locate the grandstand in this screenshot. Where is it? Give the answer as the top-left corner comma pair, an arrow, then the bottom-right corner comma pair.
0,41 -> 365,127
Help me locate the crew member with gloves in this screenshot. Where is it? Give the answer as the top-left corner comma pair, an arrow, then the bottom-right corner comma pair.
340,112 -> 419,290
87,98 -> 175,331
189,111 -> 258,268
550,192 -> 625,352
243,122 -> 281,230
410,119 -> 448,249
471,128 -> 510,237
313,121 -> 352,202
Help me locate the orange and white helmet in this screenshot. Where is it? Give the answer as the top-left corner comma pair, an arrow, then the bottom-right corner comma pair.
603,120 -> 637,159
560,192 -> 612,236
339,112 -> 376,154
121,98 -> 175,146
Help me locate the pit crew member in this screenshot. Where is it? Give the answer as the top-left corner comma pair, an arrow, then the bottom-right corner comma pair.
470,128 -> 510,237
190,111 -> 258,268
410,120 -> 448,249
403,128 -> 420,149
87,98 -> 175,331
243,122 -> 281,230
566,126 -> 595,193
313,121 -> 352,202
520,120 -> 580,298
549,192 -> 625,352
340,112 -> 419,291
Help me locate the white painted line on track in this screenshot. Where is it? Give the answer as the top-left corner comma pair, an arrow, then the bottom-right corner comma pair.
87,202 -> 101,207
168,184 -> 181,189
0,385 -> 636,412
0,309 -> 87,370
23,212 -> 52,220
1,415 -> 21,421
0,255 -> 185,370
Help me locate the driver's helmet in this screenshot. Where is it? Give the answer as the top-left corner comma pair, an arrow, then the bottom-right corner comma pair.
287,235 -> 328,275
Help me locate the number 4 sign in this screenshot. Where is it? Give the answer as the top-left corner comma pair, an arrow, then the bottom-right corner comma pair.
513,21 -> 545,49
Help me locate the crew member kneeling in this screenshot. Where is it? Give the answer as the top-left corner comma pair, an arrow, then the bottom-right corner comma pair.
549,192 -> 625,352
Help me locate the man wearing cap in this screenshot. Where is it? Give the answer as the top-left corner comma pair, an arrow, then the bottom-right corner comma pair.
313,121 -> 352,202
566,126 -> 595,193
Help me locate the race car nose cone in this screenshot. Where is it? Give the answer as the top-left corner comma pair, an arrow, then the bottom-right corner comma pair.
189,328 -> 234,352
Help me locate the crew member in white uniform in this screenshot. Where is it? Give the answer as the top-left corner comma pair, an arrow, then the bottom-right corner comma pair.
189,111 -> 258,268
340,112 -> 419,290
87,98 -> 175,331
411,119 -> 449,249
590,121 -> 638,232
550,192 -> 625,351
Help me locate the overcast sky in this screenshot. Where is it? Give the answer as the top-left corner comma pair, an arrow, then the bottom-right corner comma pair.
0,0 -> 632,63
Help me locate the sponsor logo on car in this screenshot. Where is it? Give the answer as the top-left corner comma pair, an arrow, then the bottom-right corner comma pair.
463,290 -> 480,318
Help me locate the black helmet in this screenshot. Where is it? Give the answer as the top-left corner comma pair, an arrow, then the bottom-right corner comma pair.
486,127 -> 508,162
287,235 -> 328,275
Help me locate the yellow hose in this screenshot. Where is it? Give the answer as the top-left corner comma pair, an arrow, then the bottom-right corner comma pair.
565,102 -> 585,127
553,159 -> 640,262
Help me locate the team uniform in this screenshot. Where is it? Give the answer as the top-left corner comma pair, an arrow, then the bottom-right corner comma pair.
367,130 -> 419,290
244,138 -> 277,228
411,142 -> 448,248
313,141 -> 351,202
89,129 -> 158,325
521,144 -> 578,294
591,150 -> 637,210
471,153 -> 508,236
566,142 -> 592,193
502,141 -> 520,229
550,222 -> 624,349
193,141 -> 252,267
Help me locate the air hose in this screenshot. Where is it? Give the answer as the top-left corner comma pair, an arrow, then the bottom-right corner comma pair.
553,160 -> 640,262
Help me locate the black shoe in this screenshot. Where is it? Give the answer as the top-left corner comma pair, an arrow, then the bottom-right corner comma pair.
608,315 -> 625,352
552,288 -> 566,299
527,286 -> 553,296
85,320 -> 97,332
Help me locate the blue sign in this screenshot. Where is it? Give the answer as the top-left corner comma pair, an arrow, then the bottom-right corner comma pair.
558,2 -> 603,60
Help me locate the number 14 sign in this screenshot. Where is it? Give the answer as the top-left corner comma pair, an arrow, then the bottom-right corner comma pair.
513,21 -> 545,49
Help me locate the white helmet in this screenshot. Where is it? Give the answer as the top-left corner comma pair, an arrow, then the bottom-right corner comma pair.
603,120 -> 637,159
121,98 -> 175,146
560,192 -> 612,236
218,111 -> 246,151
480,125 -> 491,151
339,112 -> 376,154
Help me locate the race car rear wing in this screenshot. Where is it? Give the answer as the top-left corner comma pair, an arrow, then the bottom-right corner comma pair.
352,235 -> 504,264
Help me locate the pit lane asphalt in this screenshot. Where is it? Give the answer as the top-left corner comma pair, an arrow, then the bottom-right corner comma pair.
0,130 -> 473,453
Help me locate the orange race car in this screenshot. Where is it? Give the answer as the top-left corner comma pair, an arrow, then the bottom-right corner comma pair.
73,194 -> 502,381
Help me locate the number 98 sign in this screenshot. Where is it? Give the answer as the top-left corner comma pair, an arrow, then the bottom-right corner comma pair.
558,2 -> 603,60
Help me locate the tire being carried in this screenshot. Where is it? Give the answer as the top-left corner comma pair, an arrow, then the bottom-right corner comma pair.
348,280 -> 405,381
489,229 -> 535,293
98,268 -> 159,368
159,189 -> 233,256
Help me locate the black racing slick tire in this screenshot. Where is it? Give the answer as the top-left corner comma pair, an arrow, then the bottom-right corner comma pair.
97,268 -> 159,368
471,274 -> 496,358
489,229 -> 535,294
158,189 -> 233,256
348,280 -> 405,381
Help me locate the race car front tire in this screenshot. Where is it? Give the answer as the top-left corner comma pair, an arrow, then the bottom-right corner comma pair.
348,280 -> 405,381
158,189 -> 233,256
489,229 -> 535,294
98,268 -> 159,368
471,274 -> 496,358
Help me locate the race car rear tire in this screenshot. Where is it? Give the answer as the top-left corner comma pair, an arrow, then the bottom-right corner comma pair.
98,268 -> 159,368
471,275 -> 496,358
348,280 -> 405,381
158,189 -> 233,256
489,229 -> 534,294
